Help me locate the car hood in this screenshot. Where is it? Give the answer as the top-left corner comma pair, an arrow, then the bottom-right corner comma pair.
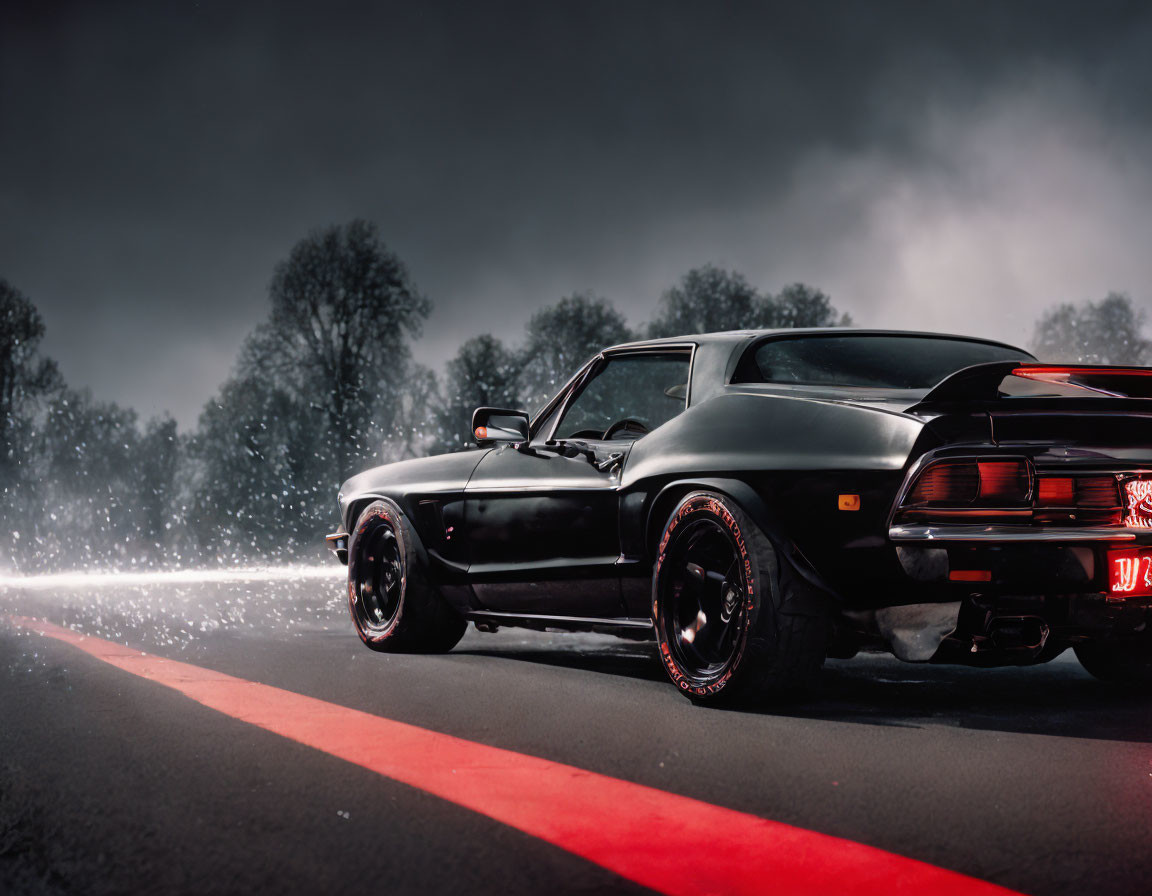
338,449 -> 489,523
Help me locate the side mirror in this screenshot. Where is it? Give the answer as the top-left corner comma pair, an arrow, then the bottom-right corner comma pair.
472,407 -> 530,444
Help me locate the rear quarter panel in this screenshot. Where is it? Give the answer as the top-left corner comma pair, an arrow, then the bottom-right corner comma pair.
619,390 -> 929,611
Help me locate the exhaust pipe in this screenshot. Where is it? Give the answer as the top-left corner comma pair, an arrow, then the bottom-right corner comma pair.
988,616 -> 1049,652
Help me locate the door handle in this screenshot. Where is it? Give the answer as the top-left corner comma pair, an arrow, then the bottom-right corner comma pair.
594,451 -> 624,472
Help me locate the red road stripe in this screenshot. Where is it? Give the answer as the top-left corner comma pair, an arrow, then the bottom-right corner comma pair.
11,616 -> 1022,896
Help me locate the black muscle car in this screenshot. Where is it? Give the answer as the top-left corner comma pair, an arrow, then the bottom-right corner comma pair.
328,329 -> 1152,702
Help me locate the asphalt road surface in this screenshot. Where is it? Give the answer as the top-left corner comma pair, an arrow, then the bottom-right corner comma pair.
1,569 -> 1150,895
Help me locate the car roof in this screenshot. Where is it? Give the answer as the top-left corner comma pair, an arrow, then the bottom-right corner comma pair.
602,327 -> 1031,356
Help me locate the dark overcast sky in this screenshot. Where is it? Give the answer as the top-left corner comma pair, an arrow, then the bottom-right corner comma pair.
3,1 -> 1152,426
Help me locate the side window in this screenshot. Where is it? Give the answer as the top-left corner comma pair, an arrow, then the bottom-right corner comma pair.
554,353 -> 691,440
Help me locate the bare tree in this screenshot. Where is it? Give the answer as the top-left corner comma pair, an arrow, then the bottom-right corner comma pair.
768,283 -> 853,328
648,265 -> 768,338
0,279 -> 61,468
187,221 -> 431,559
35,388 -> 143,566
188,374 -> 317,559
647,267 -> 851,338
519,293 -> 634,411
433,335 -> 523,453
0,280 -> 62,566
1032,292 -> 1151,364
256,219 -> 431,478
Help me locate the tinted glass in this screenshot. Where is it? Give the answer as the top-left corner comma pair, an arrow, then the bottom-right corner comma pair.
556,354 -> 690,439
747,336 -> 1031,389
530,394 -> 564,439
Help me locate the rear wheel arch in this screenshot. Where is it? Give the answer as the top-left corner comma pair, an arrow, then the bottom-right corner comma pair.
647,479 -> 763,556
645,477 -> 837,608
651,488 -> 830,702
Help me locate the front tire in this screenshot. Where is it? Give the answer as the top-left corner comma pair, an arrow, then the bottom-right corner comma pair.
1074,639 -> 1152,689
347,499 -> 466,653
652,491 -> 828,704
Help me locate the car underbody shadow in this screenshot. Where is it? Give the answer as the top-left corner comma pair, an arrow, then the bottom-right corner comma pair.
455,632 -> 1152,743
452,633 -> 669,685
732,652 -> 1152,744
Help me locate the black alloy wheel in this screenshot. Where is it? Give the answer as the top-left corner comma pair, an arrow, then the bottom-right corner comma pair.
347,500 -> 467,653
351,517 -> 404,636
660,517 -> 748,682
652,491 -> 829,703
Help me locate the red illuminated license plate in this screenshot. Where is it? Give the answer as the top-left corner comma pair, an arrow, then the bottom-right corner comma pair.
1108,548 -> 1152,596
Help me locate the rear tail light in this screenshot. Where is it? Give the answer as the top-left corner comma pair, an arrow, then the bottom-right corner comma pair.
1011,366 -> 1152,398
1033,474 -> 1122,525
976,461 -> 1031,501
949,569 -> 992,582
907,461 -> 978,505
1037,477 -> 1075,505
1077,477 -> 1123,507
1033,475 -> 1120,509
897,457 -> 1130,526
903,458 -> 1030,510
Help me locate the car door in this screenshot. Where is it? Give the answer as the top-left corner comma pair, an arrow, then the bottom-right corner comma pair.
464,348 -> 693,617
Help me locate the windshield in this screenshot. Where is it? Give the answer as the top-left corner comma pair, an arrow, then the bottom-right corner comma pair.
741,334 -> 1033,390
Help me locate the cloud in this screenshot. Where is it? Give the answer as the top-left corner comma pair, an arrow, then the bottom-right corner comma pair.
3,2 -> 1152,424
811,70 -> 1152,346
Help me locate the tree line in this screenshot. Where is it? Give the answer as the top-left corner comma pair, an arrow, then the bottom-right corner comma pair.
1,219 -> 1148,571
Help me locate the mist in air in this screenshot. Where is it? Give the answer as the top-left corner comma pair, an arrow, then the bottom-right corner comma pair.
3,1 -> 1152,584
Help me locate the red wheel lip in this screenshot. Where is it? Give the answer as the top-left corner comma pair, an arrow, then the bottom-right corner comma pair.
348,502 -> 408,643
653,493 -> 756,698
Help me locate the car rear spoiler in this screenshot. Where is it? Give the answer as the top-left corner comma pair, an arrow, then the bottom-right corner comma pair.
911,362 -> 1152,408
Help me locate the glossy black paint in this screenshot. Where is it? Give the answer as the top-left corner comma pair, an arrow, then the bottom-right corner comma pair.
334,329 -> 1152,662
464,444 -> 623,616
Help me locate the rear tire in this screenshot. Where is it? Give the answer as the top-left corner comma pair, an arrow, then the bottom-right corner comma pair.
651,491 -> 828,704
347,499 -> 467,653
1074,639 -> 1152,689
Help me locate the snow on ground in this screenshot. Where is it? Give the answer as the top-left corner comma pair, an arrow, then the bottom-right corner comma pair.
0,565 -> 348,652
0,565 -> 634,661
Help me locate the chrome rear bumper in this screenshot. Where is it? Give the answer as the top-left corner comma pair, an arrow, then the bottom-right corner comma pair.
326,531 -> 349,564
889,524 -> 1147,542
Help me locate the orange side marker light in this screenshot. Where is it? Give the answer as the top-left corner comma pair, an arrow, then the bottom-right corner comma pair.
474,426 -> 488,440
838,494 -> 861,511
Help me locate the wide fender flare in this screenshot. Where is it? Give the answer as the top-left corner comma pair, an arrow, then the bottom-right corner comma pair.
647,477 -> 840,612
347,494 -> 433,569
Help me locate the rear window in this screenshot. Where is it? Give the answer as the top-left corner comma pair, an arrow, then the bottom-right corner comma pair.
740,335 -> 1032,389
